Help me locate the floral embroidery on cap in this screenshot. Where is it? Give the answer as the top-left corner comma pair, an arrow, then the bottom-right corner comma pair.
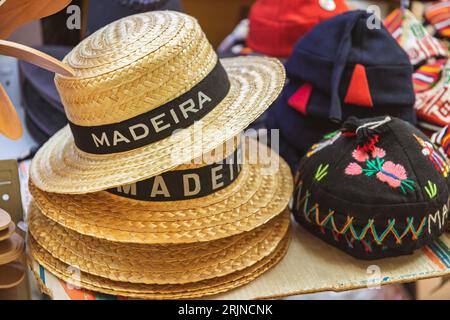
345,143 -> 415,194
376,161 -> 410,189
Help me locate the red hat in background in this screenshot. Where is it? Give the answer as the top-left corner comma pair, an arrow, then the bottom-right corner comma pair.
247,0 -> 348,58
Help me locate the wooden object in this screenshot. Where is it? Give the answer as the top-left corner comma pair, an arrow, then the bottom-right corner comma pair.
0,208 -> 11,231
0,262 -> 25,289
0,0 -> 72,39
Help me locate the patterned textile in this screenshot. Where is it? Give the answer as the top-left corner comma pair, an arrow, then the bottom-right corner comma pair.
416,61 -> 450,130
424,1 -> 450,39
384,8 -> 447,66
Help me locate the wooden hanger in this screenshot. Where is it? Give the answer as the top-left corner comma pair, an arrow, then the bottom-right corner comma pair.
0,85 -> 22,140
0,0 -> 72,39
0,0 -> 73,140
0,40 -> 74,77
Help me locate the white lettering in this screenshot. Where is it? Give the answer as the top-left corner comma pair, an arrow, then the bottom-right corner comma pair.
198,91 -> 212,109
129,123 -> 149,140
150,176 -> 170,198
211,165 -> 224,190
183,174 -> 201,196
179,99 -> 197,119
170,109 -> 180,124
92,132 -> 110,148
428,209 -> 443,234
150,113 -> 170,133
116,184 -> 137,196
113,130 -> 131,145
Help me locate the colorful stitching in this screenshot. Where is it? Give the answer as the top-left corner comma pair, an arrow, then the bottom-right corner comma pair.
307,131 -> 341,157
425,180 -> 438,199
345,144 -> 415,194
295,181 -> 429,246
314,164 -> 329,182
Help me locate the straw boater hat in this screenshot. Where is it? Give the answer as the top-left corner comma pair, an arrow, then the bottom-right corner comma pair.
28,204 -> 290,285
29,11 -> 285,194
29,137 -> 293,244
29,231 -> 290,299
28,137 -> 292,298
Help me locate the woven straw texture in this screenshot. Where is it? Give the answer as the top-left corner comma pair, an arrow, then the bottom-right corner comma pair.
28,203 -> 290,284
30,12 -> 285,194
29,141 -> 293,244
29,232 -> 290,299
57,11 -> 217,125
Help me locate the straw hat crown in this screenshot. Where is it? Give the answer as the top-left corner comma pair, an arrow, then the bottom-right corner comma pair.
55,11 -> 217,126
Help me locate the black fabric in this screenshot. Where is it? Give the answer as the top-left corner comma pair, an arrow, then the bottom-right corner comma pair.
87,0 -> 183,36
19,46 -> 69,145
41,0 -> 183,44
22,80 -> 67,137
107,146 -> 242,201
69,61 -> 230,154
292,117 -> 450,260
285,10 -> 415,121
25,115 -> 50,146
19,46 -> 71,112
266,95 -> 340,172
265,10 -> 416,173
41,0 -> 84,46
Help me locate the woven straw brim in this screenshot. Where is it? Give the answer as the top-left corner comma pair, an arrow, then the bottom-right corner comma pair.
29,232 -> 290,299
28,203 -> 290,284
29,144 -> 293,244
30,56 -> 285,194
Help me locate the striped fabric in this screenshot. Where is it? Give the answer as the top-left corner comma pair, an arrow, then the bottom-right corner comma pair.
424,1 -> 450,39
385,8 -> 450,130
415,60 -> 450,130
431,124 -> 450,157
413,58 -> 447,93
384,9 -> 447,66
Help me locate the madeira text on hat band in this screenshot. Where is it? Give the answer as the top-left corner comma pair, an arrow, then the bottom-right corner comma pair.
68,60 -> 230,154
107,145 -> 242,201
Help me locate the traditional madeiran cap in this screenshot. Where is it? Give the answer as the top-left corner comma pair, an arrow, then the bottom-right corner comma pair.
293,116 -> 450,260
29,11 -> 285,194
282,10 -> 415,122
29,138 -> 293,244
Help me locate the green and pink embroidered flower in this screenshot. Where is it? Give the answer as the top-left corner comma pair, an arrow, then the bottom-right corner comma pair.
345,146 -> 414,194
376,161 -> 408,188
345,162 -> 363,175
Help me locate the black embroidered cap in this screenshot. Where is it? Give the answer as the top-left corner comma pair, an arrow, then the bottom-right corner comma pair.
292,116 -> 450,260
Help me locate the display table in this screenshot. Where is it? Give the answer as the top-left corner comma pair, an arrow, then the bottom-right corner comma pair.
29,219 -> 450,300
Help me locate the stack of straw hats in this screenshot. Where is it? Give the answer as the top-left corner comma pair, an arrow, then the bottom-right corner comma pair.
27,11 -> 293,299
0,209 -> 25,291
